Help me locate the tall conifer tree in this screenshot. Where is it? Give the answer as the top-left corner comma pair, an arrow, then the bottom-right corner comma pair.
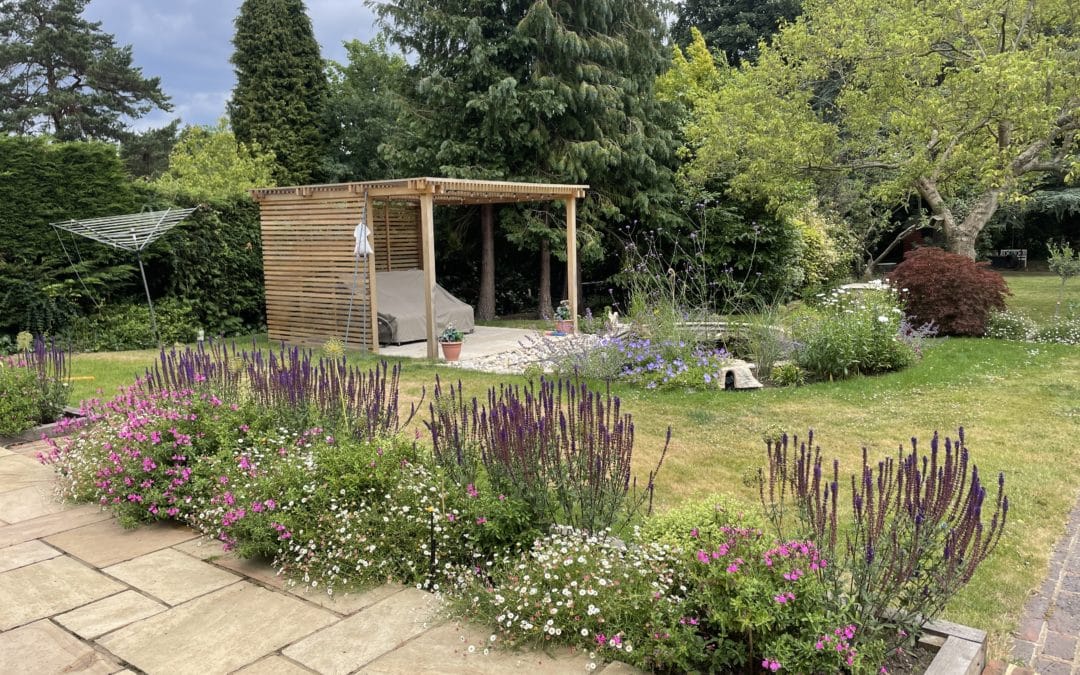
375,0 -> 679,315
229,0 -> 328,185
0,0 -> 170,140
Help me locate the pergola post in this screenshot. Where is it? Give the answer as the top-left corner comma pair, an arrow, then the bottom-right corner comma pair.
565,196 -> 579,332
419,190 -> 438,359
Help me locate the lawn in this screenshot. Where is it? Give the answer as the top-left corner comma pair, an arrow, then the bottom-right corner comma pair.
62,276 -> 1079,659
1003,270 -> 1075,321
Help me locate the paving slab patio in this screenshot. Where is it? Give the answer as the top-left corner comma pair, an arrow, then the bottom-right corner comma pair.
0,437 -> 647,675
0,619 -> 117,674
0,555 -> 125,630
103,547 -> 239,605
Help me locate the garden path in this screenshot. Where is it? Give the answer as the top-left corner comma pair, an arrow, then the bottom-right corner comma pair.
0,439 -> 634,675
1000,498 -> 1080,675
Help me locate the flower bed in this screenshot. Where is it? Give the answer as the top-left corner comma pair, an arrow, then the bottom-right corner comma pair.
39,342 -> 1006,673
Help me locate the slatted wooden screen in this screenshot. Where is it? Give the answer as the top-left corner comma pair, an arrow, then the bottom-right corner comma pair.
256,190 -> 421,349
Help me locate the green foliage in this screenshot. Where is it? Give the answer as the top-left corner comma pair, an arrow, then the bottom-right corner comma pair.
0,136 -> 139,334
640,493 -> 760,548
322,37 -> 408,181
0,362 -> 40,435
0,0 -> 170,141
888,247 -> 1010,336
119,121 -> 181,180
663,1 -> 1080,258
229,0 -> 328,185
137,191 -> 265,337
793,286 -> 916,379
63,300 -> 199,352
770,362 -> 805,387
0,337 -> 71,435
376,0 -> 681,283
1047,241 -> 1080,317
672,0 -> 802,65
152,120 -> 277,203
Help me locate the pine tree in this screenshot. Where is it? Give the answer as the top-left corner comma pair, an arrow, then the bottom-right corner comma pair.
228,0 -> 328,185
0,0 -> 171,141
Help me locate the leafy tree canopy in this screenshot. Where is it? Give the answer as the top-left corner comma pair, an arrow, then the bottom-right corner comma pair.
672,0 -> 801,65
663,0 -> 1080,259
374,0 -> 680,259
228,0 -> 328,185
120,120 -> 181,180
152,119 -> 277,204
322,37 -> 409,182
0,0 -> 170,141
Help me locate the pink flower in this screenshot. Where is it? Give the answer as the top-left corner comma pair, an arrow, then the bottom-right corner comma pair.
696,550 -> 710,564
475,517 -> 487,525
690,527 -> 699,538
595,633 -> 607,646
466,484 -> 479,498
761,658 -> 781,671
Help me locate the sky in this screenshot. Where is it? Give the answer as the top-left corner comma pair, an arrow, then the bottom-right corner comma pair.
83,0 -> 381,132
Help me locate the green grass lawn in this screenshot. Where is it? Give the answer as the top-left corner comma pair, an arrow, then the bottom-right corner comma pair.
1003,270 -> 1075,321
61,274 -> 1078,659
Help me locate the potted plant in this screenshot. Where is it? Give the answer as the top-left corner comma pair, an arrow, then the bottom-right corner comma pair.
438,323 -> 464,361
553,300 -> 575,334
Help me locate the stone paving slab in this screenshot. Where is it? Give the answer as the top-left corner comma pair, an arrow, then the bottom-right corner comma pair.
0,619 -> 117,674
99,581 -> 337,675
0,554 -> 125,630
54,589 -> 168,639
287,582 -> 404,616
45,517 -> 198,567
0,452 -> 55,493
208,551 -> 288,590
284,587 -> 442,674
233,655 -> 317,674
359,621 -> 597,674
0,483 -> 69,522
0,503 -> 112,548
0,447 -> 13,457
0,539 -> 61,573
104,547 -> 240,605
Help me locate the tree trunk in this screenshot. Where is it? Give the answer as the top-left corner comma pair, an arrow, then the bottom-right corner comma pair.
914,177 -> 1001,260
478,205 -> 496,321
538,239 -> 553,320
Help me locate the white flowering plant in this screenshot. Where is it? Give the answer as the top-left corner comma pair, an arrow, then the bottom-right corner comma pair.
792,285 -> 918,380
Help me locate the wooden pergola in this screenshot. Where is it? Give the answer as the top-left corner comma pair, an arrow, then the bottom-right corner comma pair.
251,177 -> 588,359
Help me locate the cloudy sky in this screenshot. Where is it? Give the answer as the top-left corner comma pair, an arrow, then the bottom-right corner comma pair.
83,0 -> 381,131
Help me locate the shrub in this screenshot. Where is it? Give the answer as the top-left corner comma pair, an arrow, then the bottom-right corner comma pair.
770,363 -> 805,387
0,362 -> 40,436
1034,314 -> 1080,346
142,342 -> 415,443
426,376 -> 669,536
64,300 -> 199,351
888,247 -> 1010,335
758,429 -> 1008,644
0,336 -> 71,435
987,310 -> 1037,341
792,285 -> 916,380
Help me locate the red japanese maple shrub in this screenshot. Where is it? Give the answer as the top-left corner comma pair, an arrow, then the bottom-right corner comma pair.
888,247 -> 1010,336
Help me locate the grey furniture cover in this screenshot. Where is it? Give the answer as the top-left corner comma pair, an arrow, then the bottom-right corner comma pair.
373,270 -> 475,344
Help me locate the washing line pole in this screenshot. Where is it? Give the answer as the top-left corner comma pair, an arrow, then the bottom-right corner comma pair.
134,209 -> 170,348
136,249 -> 160,348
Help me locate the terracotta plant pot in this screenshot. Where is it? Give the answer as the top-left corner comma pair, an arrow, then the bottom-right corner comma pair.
440,341 -> 463,361
554,319 -> 574,334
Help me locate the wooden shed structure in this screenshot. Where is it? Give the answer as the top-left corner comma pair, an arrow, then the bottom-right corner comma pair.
251,177 -> 589,358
